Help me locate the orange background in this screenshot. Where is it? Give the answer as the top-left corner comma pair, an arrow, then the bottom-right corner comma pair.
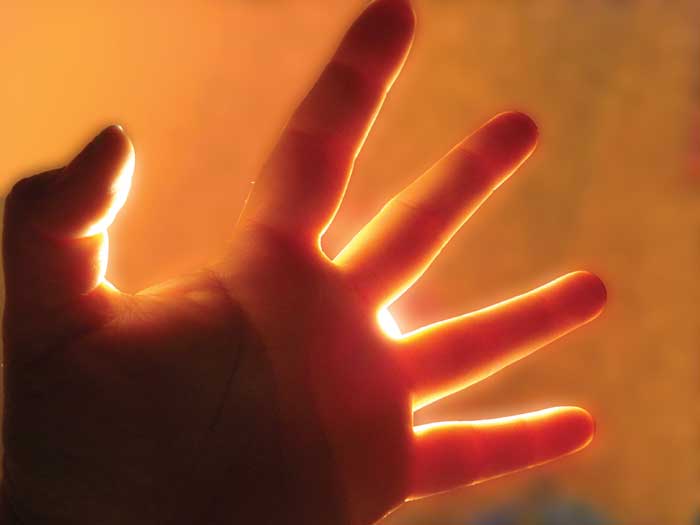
1,1 -> 699,523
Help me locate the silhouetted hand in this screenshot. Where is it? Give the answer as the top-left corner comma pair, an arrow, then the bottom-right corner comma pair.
0,1 -> 606,524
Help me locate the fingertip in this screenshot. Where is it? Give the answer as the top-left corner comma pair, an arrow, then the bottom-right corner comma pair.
78,127 -> 134,238
488,111 -> 539,154
579,270 -> 607,309
549,406 -> 596,455
466,111 -> 539,180
94,124 -> 133,162
66,124 -> 132,179
499,110 -> 539,143
339,0 -> 416,75
564,270 -> 608,321
365,0 -> 416,32
101,123 -> 125,137
51,125 -> 135,238
103,124 -> 136,183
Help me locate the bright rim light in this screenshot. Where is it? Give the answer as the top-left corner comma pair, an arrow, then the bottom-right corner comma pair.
377,307 -> 402,339
82,148 -> 135,238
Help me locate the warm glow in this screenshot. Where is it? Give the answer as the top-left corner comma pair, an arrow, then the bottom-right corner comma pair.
96,231 -> 110,287
399,274 -> 573,342
82,148 -> 135,238
377,307 -> 402,338
413,406 -> 567,434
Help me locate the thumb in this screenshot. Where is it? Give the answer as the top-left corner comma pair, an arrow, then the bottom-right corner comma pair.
3,125 -> 133,348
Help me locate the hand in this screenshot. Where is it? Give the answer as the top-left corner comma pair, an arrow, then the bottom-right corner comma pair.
0,1 -> 606,524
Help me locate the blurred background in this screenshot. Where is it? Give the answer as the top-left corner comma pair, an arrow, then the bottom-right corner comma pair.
1,1 -> 699,523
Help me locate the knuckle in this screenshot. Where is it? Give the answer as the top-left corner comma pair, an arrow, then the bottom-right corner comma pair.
391,195 -> 450,232
453,145 -> 497,185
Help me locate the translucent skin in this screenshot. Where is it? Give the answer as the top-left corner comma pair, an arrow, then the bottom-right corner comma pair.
0,1 -> 605,524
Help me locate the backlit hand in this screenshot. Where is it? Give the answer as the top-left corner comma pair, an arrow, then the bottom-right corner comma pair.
1,1 -> 606,524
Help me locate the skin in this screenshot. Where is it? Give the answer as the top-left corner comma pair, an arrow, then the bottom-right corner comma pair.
0,1 -> 606,524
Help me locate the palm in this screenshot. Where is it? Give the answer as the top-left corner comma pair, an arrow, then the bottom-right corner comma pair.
5,227 -> 410,524
1,1 -> 606,525
215,225 -> 412,523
